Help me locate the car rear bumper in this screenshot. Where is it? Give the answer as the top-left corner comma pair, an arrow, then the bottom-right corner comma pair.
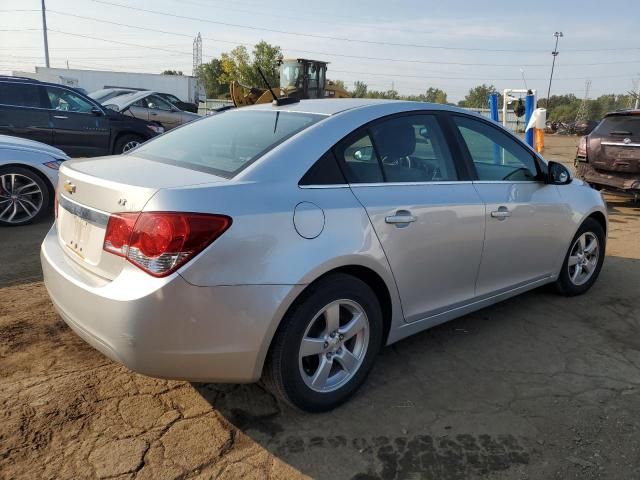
41,224 -> 301,383
575,161 -> 640,192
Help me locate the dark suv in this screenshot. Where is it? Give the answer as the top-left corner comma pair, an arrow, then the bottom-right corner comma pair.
0,77 -> 164,157
576,110 -> 640,197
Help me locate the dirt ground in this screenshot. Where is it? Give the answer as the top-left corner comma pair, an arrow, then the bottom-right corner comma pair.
1,135 -> 640,480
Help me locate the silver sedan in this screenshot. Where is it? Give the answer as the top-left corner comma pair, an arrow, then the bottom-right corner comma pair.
41,99 -> 607,411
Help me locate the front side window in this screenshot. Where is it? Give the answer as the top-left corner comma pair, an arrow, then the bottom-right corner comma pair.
146,95 -> 173,111
45,87 -> 94,113
370,114 -> 458,182
133,110 -> 323,177
454,116 -> 539,181
0,83 -> 44,108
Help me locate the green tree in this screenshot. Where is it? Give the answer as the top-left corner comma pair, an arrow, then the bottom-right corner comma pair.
424,87 -> 448,104
196,59 -> 225,98
352,80 -> 368,98
218,42 -> 283,88
161,69 -> 183,75
459,84 -> 497,108
331,79 -> 346,91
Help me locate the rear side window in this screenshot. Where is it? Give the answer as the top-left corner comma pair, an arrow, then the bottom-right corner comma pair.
0,82 -> 45,108
594,116 -> 640,137
335,130 -> 384,184
133,110 -> 323,178
299,151 -> 345,185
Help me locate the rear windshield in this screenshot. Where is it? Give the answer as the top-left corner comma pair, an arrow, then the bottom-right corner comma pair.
594,115 -> 640,137
133,110 -> 324,177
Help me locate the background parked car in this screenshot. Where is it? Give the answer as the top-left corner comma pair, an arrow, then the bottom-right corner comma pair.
104,91 -> 200,130
89,87 -> 137,104
0,77 -> 164,157
0,134 -> 69,226
576,109 -> 640,195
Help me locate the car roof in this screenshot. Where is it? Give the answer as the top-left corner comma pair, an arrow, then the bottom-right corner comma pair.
604,109 -> 640,118
245,98 -> 460,116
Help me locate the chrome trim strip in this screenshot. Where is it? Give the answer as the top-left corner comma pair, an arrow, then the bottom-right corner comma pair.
58,195 -> 110,227
349,181 -> 474,187
601,142 -> 640,147
298,184 -> 350,189
472,180 -> 540,184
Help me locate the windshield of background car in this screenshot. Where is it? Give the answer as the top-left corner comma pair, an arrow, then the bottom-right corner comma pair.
132,110 -> 324,177
594,116 -> 640,137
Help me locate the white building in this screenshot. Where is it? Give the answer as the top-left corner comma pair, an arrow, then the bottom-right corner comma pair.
13,67 -> 204,103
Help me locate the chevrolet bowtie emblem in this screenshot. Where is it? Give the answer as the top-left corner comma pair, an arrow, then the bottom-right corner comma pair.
64,181 -> 76,194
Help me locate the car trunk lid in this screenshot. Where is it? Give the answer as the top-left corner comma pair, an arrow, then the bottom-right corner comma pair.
56,154 -> 226,280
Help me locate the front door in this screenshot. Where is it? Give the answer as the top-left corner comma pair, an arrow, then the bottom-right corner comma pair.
45,86 -> 110,157
145,94 -> 180,130
450,114 -> 569,297
335,113 -> 486,323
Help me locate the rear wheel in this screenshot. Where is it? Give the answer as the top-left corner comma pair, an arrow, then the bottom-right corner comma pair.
264,273 -> 383,412
0,166 -> 50,226
554,218 -> 605,296
114,134 -> 144,154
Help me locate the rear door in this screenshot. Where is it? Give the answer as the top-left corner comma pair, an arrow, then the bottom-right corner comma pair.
450,114 -> 568,297
337,113 -> 486,323
44,85 -> 110,157
0,81 -> 52,145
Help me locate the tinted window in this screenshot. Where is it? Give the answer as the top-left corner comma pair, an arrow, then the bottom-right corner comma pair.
0,82 -> 44,108
133,110 -> 323,178
370,114 -> 458,182
594,116 -> 640,137
299,150 -> 345,185
335,131 -> 384,184
45,87 -> 94,113
454,116 -> 538,181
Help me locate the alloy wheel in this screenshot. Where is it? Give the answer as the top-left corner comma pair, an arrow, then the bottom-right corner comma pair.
298,299 -> 370,393
0,173 -> 44,224
122,140 -> 140,152
568,232 -> 599,286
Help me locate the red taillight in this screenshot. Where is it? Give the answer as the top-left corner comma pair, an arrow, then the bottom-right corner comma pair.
103,212 -> 231,277
577,135 -> 588,158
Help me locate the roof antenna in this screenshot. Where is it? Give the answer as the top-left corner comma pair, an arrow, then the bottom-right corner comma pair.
257,66 -> 299,107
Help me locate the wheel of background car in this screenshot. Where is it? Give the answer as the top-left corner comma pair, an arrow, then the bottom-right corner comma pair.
114,134 -> 144,154
554,218 -> 605,296
0,166 -> 50,226
263,273 -> 383,412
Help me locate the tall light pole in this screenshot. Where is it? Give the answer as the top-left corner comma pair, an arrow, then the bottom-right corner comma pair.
546,31 -> 563,110
41,0 -> 50,67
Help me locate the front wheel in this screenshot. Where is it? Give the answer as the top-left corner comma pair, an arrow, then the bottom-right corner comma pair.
554,218 -> 605,296
114,134 -> 144,154
264,273 -> 383,412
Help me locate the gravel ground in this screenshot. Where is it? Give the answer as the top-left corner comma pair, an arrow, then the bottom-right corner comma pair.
1,136 -> 639,479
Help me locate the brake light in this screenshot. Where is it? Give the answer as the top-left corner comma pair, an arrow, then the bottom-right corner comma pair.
103,212 -> 231,277
577,136 -> 588,158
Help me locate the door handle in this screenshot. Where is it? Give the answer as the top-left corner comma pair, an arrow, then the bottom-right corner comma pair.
385,211 -> 416,225
53,115 -> 68,119
150,112 -> 158,116
490,207 -> 511,219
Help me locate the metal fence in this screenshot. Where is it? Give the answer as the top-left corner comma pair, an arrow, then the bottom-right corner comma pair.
461,107 -> 528,133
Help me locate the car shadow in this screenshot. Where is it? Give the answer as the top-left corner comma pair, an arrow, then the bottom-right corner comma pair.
0,217 -> 52,287
194,254 -> 640,479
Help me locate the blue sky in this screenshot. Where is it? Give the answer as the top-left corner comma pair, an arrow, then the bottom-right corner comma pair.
1,0 -> 639,102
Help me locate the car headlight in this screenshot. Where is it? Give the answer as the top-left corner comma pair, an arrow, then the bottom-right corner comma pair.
43,160 -> 65,170
147,124 -> 165,134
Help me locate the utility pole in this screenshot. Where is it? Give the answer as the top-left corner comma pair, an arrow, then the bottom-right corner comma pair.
41,0 -> 50,67
546,31 -> 563,110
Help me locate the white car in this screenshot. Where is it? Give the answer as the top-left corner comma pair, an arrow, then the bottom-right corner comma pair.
0,135 -> 69,226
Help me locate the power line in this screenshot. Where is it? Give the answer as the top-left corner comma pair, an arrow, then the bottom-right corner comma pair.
85,0 -> 558,53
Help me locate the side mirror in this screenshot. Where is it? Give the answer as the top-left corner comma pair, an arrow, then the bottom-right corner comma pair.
547,160 -> 572,185
90,106 -> 103,116
353,146 -> 372,161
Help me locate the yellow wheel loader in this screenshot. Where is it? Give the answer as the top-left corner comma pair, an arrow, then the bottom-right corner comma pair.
230,58 -> 351,107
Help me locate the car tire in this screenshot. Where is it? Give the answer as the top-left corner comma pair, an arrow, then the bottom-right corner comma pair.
554,218 -> 605,296
114,134 -> 144,154
264,273 -> 383,412
0,166 -> 51,226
